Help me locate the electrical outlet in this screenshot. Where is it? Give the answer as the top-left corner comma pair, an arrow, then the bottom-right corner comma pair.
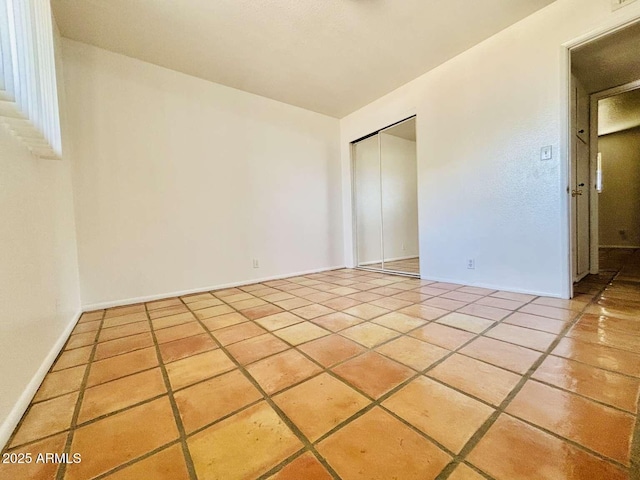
467,259 -> 475,269
252,259 -> 259,268
540,145 -> 552,161
612,0 -> 637,11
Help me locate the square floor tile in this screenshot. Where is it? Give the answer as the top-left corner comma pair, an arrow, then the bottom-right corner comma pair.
105,443 -> 190,480
273,322 -> 330,345
148,304 -> 190,319
273,297 -> 313,310
52,346 -> 93,371
72,320 -> 101,335
567,322 -> 639,353
467,414 -> 628,480
410,323 -> 475,350
552,337 -> 640,377
291,304 -> 335,320
485,324 -> 556,352
187,298 -> 225,310
369,297 -> 413,310
10,392 -> 78,447
0,432 -> 67,480
66,397 -> 178,480
372,312 -> 426,332
152,312 -> 196,330
182,292 -> 215,303
79,310 -> 104,322
320,297 -> 363,311
212,322 -> 267,346
202,312 -> 248,331
310,312 -> 364,332
347,292 -> 383,302
532,355 -> 640,413
159,333 -> 218,364
104,304 -> 145,319
332,352 -> 414,399
475,296 -> 526,310
102,312 -> 148,328
78,368 -> 166,423
340,323 -> 400,348
194,304 -> 235,320
459,337 -> 541,374
273,373 -> 369,441
398,304 -> 448,321
166,349 -> 236,390
188,401 -> 302,480
87,347 -> 158,387
231,298 -> 268,310
246,349 -> 322,394
175,369 -> 262,433
267,451 -> 332,480
458,304 -> 510,321
427,354 -> 521,405
343,303 -> 390,320
505,380 -> 634,465
99,321 -> 150,342
490,291 -> 536,302
298,335 -> 365,368
94,332 -> 154,360
376,336 -> 449,371
436,312 -> 494,334
33,364 -> 86,402
422,297 -> 468,311
383,376 -> 494,453
255,312 -> 304,331
447,464 -> 486,480
226,333 -> 290,365
317,407 -> 450,480
241,304 -> 284,320
503,312 -> 566,334
147,298 -> 182,311
519,304 -> 577,321
154,321 -> 205,344
66,331 -> 98,349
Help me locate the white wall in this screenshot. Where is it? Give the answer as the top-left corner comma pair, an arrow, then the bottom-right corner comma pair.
62,40 -> 343,308
340,0 -> 640,298
0,26 -> 81,447
598,126 -> 640,247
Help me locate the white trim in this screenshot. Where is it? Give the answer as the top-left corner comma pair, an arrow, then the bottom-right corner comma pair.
0,309 -> 82,451
82,265 -> 345,311
600,244 -> 640,248
418,274 -> 562,299
359,255 -> 419,266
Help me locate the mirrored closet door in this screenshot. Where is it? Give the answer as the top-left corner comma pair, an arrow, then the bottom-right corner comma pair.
353,117 -> 419,276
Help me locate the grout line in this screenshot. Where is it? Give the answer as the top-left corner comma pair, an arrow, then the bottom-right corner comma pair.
56,309 -> 107,480
143,303 -> 199,480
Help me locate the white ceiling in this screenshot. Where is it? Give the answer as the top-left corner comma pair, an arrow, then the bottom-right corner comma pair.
52,0 -> 556,118
572,20 -> 640,94
599,88 -> 640,136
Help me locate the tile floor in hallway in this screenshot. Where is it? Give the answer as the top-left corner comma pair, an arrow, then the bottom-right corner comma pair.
2,253 -> 640,480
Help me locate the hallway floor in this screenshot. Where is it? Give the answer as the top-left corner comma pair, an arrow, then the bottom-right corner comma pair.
2,255 -> 639,479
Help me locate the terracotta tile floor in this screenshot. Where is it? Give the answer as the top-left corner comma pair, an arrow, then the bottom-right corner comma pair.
3,252 -> 640,479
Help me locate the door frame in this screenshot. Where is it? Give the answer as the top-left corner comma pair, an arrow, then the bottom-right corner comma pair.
350,115 -> 419,277
587,79 -> 640,277
562,16 -> 640,298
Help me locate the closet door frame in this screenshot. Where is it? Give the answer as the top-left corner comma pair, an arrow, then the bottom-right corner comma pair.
350,116 -> 419,277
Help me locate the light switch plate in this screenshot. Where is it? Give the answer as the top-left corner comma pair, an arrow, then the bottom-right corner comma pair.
612,0 -> 637,10
541,145 -> 552,161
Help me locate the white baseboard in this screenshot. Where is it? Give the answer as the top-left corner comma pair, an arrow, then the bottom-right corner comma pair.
82,265 -> 346,311
419,274 -> 563,299
0,309 -> 82,451
599,245 -> 640,249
